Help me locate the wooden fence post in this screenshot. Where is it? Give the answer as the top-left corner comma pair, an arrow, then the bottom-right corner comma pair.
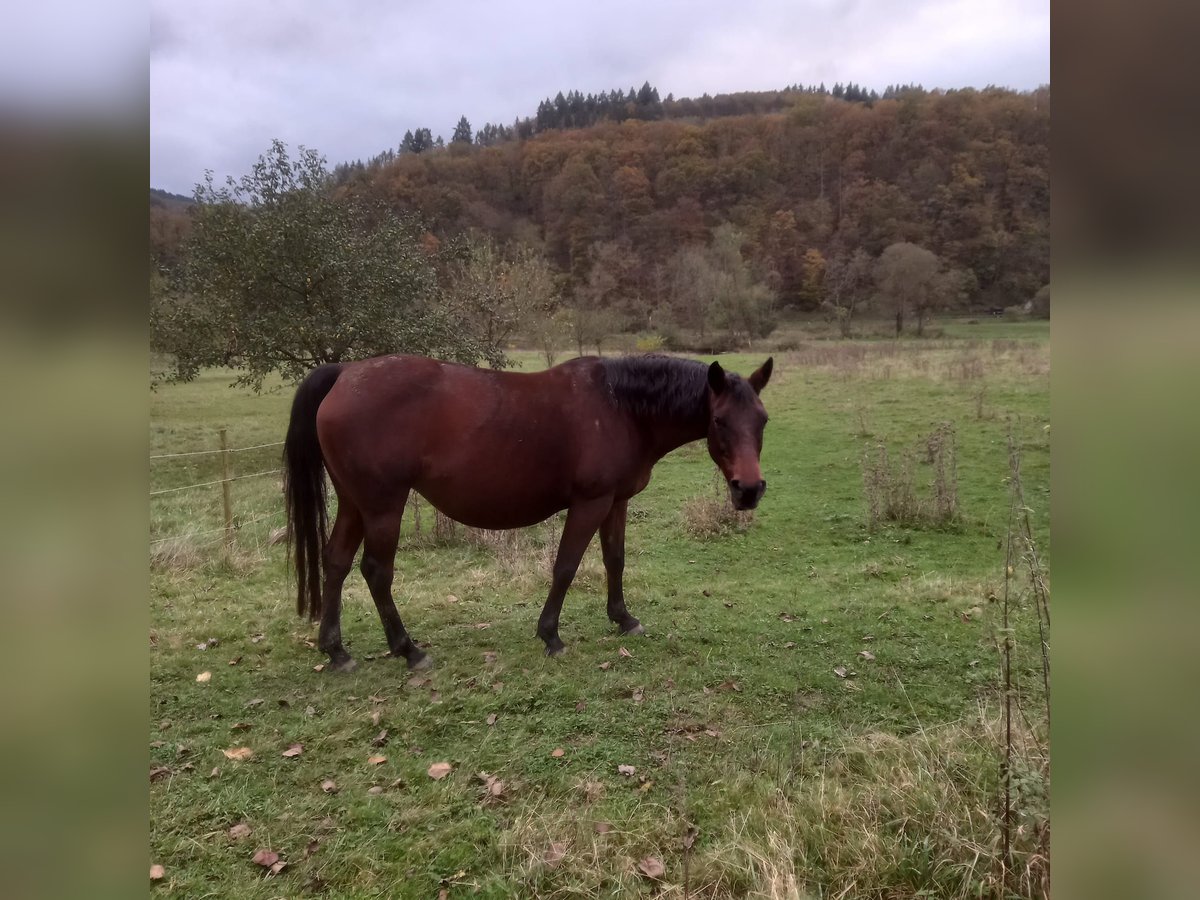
219,428 -> 234,553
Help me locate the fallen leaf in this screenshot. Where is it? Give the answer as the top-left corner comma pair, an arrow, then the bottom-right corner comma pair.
618,646 -> 633,658
551,748 -> 565,758
632,687 -> 644,704
251,849 -> 279,868
305,705 -> 316,717
594,821 -> 613,834
231,722 -> 251,731
492,680 -> 505,692
575,700 -> 587,712
723,602 -> 734,608
228,656 -> 242,666
250,633 -> 265,643
149,766 -> 171,782
371,729 -> 389,747
269,861 -> 287,875
196,671 -> 212,683
705,729 -> 722,739
618,764 -> 636,776
427,761 -> 453,779
367,786 -> 383,795
245,698 -> 264,708
447,594 -> 459,603
313,664 -> 325,672
150,864 -> 165,881
474,622 -> 491,630
598,662 -> 611,670
229,822 -> 251,839
371,710 -> 382,727
209,767 -> 220,778
833,666 -> 848,678
638,856 -> 666,879
321,779 -> 339,793
639,780 -> 654,793
859,650 -> 876,661
543,842 -> 566,868
486,713 -> 497,726
717,679 -> 742,693
783,641 -> 797,649
282,743 -> 303,758
369,695 -> 386,704
223,747 -> 254,761
682,826 -> 698,850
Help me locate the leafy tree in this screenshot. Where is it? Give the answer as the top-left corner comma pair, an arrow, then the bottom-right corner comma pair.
664,226 -> 777,349
874,242 -> 944,336
442,236 -> 556,352
451,116 -> 472,144
152,140 -> 501,389
821,249 -> 874,336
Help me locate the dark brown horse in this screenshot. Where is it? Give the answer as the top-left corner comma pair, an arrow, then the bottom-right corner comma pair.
284,353 -> 772,671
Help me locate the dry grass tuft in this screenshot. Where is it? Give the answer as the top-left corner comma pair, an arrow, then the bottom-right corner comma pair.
681,470 -> 754,538
863,422 -> 960,530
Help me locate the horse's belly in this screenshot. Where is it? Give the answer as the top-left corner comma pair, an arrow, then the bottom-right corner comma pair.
413,454 -> 570,529
414,485 -> 564,531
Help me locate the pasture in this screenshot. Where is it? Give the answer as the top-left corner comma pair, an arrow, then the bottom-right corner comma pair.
150,323 -> 1050,898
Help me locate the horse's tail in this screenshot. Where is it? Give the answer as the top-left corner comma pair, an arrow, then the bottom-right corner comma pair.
283,363 -> 343,621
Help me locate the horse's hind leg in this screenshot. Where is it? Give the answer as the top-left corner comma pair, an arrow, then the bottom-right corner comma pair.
360,494 -> 429,670
319,501 -> 364,673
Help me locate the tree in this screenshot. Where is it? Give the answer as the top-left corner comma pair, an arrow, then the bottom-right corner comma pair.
707,225 -> 777,348
451,116 -> 472,144
664,226 -> 777,349
442,236 -> 556,353
821,249 -> 873,336
874,242 -> 943,336
1031,283 -> 1050,319
153,140 -> 501,389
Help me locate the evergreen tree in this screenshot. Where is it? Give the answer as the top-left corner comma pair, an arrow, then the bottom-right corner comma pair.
452,115 -> 472,144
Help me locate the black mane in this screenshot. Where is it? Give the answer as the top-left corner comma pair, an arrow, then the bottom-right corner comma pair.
599,355 -> 751,421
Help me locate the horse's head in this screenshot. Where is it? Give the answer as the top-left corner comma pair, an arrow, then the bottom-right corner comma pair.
705,358 -> 773,511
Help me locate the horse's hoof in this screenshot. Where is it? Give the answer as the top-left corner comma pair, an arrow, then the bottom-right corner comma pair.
544,642 -> 566,657
621,621 -> 645,636
326,657 -> 358,674
407,651 -> 433,671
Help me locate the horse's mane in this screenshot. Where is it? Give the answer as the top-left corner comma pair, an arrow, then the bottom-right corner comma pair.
599,355 -> 750,422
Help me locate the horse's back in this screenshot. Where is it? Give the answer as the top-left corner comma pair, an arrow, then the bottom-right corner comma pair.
316,355 -> 625,527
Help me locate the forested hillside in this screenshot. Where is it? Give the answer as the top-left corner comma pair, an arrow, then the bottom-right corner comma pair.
333,85 -> 1048,312
152,83 -> 1049,359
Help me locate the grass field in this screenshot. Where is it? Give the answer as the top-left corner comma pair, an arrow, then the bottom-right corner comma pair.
150,321 -> 1050,898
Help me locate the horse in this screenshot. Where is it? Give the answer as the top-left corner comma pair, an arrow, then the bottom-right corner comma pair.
283,353 -> 773,672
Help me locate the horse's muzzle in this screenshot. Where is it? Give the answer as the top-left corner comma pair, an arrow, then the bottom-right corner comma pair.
729,478 -> 767,510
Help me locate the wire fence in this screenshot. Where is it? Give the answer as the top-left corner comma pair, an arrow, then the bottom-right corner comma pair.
150,429 -> 285,555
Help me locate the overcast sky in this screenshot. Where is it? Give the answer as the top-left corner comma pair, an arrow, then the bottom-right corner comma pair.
150,0 -> 1048,195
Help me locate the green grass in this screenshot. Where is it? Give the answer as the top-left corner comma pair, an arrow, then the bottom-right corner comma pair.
150,337 -> 1050,898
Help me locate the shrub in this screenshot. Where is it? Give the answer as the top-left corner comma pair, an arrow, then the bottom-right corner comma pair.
862,422 -> 960,529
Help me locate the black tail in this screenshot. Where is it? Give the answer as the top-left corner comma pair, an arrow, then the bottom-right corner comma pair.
283,363 -> 343,620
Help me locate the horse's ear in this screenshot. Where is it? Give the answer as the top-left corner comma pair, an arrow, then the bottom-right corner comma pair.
748,357 -> 774,394
707,361 -> 727,395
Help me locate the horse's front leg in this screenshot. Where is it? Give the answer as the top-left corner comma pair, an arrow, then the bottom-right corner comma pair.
537,495 -> 613,656
599,498 -> 643,635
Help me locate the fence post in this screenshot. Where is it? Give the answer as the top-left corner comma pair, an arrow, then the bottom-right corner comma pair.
219,428 -> 234,553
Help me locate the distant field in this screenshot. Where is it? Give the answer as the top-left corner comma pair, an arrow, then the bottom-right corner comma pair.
150,325 -> 1050,898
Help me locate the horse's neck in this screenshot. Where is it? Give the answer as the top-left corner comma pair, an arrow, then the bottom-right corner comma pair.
642,414 -> 708,462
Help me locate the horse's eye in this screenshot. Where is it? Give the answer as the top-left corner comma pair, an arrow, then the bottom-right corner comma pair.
713,417 -> 726,428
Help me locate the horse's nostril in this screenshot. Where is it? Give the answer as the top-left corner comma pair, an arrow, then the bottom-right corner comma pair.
730,479 -> 742,491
